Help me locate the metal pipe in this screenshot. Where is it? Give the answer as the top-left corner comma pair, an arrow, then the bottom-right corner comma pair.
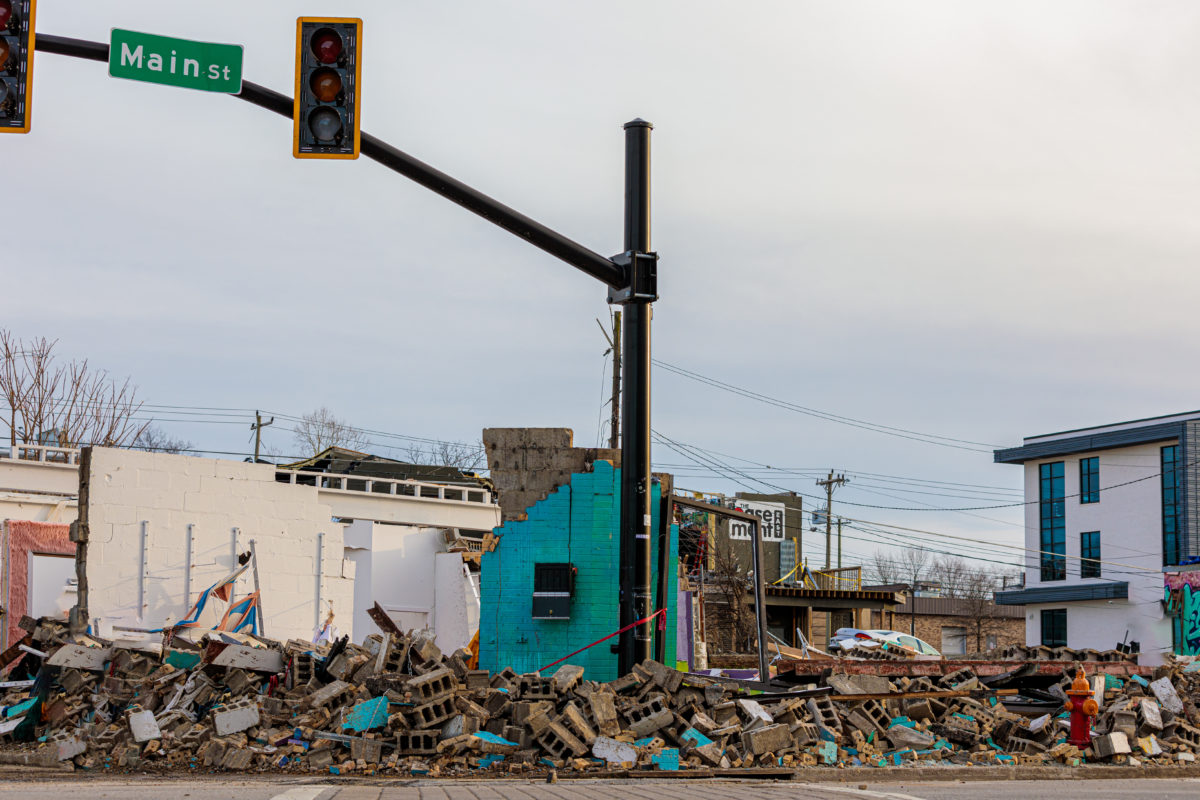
184,523 -> 193,611
34,34 -> 625,289
748,515 -> 770,682
315,532 -> 325,631
138,520 -> 148,619
618,119 -> 654,674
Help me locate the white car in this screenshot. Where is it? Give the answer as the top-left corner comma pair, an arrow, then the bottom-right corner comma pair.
830,628 -> 942,657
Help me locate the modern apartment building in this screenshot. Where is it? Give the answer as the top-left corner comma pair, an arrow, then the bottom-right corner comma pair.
994,410 -> 1200,664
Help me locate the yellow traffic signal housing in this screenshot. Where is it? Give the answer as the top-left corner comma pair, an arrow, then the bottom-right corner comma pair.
0,0 -> 36,133
293,17 -> 362,159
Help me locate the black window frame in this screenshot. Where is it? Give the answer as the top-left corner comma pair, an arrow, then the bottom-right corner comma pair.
1041,609 -> 1067,648
533,562 -> 575,594
1080,457 -> 1099,504
1039,462 -> 1066,581
1163,445 -> 1180,567
1080,530 -> 1101,578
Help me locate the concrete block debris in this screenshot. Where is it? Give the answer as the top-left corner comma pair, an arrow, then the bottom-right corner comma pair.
7,616 -> 1200,776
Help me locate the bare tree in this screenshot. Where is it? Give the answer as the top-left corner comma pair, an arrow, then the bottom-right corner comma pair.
0,329 -> 148,450
934,555 -> 972,598
403,441 -> 486,472
936,556 -> 1006,652
707,535 -> 755,653
896,547 -> 931,636
870,550 -> 902,584
291,406 -> 371,455
134,425 -> 196,455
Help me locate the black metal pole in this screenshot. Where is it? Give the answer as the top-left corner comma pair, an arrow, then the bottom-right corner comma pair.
616,119 -> 654,674
748,516 -> 770,681
34,34 -> 625,290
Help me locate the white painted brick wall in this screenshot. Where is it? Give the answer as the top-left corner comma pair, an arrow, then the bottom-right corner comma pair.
86,447 -> 354,644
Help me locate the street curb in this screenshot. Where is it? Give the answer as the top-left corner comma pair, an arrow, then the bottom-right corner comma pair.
789,764 -> 1200,783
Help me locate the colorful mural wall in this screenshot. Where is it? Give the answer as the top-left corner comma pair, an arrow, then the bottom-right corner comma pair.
1164,572 -> 1200,656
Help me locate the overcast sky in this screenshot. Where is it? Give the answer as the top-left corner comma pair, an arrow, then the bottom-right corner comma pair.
8,1 -> 1200,576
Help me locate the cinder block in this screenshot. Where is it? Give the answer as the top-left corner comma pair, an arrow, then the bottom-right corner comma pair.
589,691 -> 620,737
128,709 -> 161,743
1093,732 -> 1132,759
741,723 -> 792,755
213,698 -> 260,736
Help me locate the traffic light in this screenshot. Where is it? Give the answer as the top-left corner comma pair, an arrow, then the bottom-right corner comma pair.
0,0 -> 36,134
293,17 -> 362,159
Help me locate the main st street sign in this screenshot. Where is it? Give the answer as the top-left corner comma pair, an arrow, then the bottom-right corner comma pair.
108,29 -> 242,93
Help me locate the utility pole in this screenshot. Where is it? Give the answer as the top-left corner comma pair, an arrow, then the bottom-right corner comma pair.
837,517 -> 843,570
608,311 -> 621,450
816,471 -> 848,571
251,411 -> 275,461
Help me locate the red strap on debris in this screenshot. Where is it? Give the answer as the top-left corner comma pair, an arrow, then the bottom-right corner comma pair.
537,608 -> 666,673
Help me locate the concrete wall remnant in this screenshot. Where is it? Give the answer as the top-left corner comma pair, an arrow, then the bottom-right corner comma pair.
478,459 -> 678,681
482,428 -> 619,522
81,447 -> 354,644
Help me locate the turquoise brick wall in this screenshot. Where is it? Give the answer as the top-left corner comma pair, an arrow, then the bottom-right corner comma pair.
479,462 -> 678,681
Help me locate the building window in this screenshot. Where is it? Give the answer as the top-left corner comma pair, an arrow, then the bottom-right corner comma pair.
1041,609 -> 1067,647
531,562 -> 574,619
986,634 -> 998,651
941,626 -> 967,656
1080,531 -> 1101,578
1080,457 -> 1099,504
1163,445 -> 1180,567
1039,462 -> 1066,581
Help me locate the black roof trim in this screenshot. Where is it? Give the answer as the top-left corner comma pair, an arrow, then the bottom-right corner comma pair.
994,581 -> 1129,605
994,422 -> 1182,464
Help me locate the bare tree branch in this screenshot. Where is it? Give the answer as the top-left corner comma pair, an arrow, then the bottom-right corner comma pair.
403,441 -> 486,472
134,425 -> 196,455
292,406 -> 371,455
0,329 -> 148,450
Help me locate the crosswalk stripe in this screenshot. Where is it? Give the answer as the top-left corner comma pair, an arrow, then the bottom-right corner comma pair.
268,787 -> 330,800
797,784 -> 929,800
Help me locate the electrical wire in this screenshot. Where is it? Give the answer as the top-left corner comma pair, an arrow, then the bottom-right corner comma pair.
655,358 -> 1001,452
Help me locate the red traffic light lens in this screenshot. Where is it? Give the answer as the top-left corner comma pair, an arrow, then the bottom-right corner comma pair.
310,68 -> 342,103
308,107 -> 343,142
310,28 -> 342,64
0,1 -> 12,29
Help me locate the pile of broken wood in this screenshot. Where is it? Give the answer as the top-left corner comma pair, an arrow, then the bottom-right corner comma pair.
2,616 -> 1200,775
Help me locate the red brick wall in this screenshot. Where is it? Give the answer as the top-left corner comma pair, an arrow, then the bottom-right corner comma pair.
873,608 -> 1024,655
4,520 -> 74,649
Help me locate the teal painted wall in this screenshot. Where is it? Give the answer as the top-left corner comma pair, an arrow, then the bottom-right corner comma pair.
479,461 -> 678,681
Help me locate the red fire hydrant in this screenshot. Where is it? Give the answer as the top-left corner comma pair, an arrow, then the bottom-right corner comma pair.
1063,667 -> 1098,747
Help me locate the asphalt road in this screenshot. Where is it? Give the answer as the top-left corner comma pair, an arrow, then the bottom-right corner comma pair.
1,778 -> 1199,800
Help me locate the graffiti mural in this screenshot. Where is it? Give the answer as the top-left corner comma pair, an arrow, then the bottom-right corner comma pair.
1165,572 -> 1200,655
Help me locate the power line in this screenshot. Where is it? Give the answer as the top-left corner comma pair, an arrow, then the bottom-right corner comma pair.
655,359 -> 1001,452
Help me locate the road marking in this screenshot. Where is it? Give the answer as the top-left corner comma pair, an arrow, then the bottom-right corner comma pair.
269,788 -> 330,800
797,784 -> 929,800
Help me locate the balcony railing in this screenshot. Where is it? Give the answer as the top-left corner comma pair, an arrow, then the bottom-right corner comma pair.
276,468 -> 493,506
0,444 -> 81,465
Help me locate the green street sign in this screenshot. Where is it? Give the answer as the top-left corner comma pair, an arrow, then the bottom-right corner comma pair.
108,29 -> 243,94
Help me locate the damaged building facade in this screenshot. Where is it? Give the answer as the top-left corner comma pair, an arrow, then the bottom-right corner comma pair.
1,444 -> 498,652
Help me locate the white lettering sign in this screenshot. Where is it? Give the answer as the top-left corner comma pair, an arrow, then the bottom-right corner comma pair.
729,500 -> 786,541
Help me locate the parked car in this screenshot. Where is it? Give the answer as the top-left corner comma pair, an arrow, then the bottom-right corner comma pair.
829,628 -> 942,657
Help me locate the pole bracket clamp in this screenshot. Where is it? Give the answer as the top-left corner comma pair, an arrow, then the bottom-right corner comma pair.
607,251 -> 659,304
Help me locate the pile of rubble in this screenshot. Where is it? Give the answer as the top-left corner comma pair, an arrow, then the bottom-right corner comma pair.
2,615 -> 1200,775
